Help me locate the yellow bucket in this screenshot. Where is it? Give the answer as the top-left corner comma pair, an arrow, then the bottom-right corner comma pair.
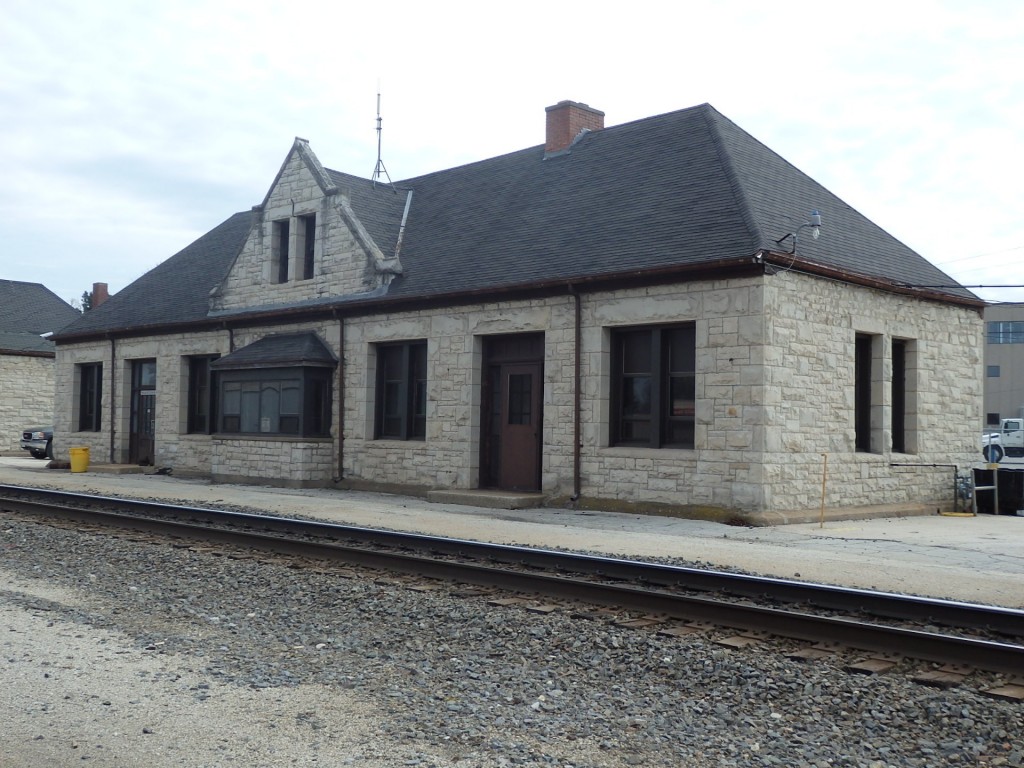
69,447 -> 90,473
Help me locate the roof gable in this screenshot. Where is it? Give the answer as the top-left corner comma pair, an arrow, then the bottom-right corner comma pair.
209,145 -> 407,316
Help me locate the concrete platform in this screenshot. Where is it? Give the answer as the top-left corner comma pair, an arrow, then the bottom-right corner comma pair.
1,455 -> 1021,609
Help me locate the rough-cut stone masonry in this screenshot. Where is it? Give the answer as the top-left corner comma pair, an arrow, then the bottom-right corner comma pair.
211,146 -> 396,314
53,266 -> 984,517
0,353 -> 55,452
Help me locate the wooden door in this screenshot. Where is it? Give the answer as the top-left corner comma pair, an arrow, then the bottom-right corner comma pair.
480,333 -> 544,492
498,363 -> 542,491
129,360 -> 156,465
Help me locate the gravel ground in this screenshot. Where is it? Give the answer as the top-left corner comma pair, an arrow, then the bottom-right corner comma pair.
2,513 -> 1023,768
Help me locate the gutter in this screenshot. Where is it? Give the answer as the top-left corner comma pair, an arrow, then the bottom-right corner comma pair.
760,250 -> 986,311
51,257 -> 765,345
50,252 -> 984,347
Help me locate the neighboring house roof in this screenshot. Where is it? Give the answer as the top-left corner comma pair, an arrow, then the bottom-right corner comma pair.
0,330 -> 58,355
0,279 -> 81,336
211,332 -> 337,369
53,102 -> 978,342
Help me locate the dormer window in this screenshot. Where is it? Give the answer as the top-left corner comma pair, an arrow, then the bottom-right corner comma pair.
273,219 -> 290,284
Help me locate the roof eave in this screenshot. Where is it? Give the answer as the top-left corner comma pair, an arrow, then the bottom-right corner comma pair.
53,257 -> 765,343
761,250 -> 985,310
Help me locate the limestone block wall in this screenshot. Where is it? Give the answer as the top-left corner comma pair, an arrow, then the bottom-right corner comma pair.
0,352 -> 56,452
211,437 -> 334,487
54,340 -> 111,462
56,323 -> 340,478
341,279 -> 763,510
53,269 -> 982,517
112,331 -> 233,470
576,279 -> 766,511
212,152 -> 378,313
759,271 -> 983,516
342,297 -> 577,492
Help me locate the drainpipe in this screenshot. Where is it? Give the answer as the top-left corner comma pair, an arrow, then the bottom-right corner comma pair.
108,335 -> 116,464
335,314 -> 345,482
573,286 -> 581,501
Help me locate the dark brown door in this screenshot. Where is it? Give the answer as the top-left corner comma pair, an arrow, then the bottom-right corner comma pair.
129,360 -> 156,465
480,333 -> 544,492
498,363 -> 542,491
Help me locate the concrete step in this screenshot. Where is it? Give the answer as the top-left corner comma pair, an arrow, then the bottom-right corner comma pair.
426,489 -> 545,510
81,463 -> 148,475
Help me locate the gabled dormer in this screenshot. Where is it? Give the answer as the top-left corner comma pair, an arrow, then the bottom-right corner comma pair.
209,138 -> 406,315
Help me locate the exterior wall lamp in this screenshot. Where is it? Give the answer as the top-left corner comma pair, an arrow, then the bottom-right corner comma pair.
776,209 -> 822,254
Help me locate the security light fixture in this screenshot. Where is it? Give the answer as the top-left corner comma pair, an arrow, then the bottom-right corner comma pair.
777,209 -> 822,254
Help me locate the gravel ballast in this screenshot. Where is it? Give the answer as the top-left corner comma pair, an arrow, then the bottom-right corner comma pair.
2,514 -> 1023,768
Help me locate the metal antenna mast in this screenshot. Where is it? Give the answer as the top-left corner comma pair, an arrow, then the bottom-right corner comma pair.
372,89 -> 393,188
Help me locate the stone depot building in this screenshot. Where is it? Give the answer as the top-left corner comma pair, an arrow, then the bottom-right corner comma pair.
52,101 -> 984,521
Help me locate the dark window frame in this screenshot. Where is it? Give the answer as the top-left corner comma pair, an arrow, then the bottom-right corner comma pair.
987,364 -> 1001,378
854,334 -> 874,453
187,355 -> 219,434
78,362 -> 103,432
610,324 -> 696,449
216,366 -> 332,438
891,339 -> 906,453
274,219 -> 290,284
375,341 -> 427,441
300,213 -> 316,280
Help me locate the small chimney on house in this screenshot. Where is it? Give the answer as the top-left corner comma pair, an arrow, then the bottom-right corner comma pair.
545,100 -> 605,155
92,282 -> 109,308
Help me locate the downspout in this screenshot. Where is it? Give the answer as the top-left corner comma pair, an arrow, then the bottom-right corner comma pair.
568,285 -> 582,502
108,335 -> 116,463
335,313 -> 345,482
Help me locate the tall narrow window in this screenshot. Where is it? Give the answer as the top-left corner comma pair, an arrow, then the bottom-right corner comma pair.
854,334 -> 874,452
274,219 -> 290,284
187,355 -> 219,433
892,339 -> 906,453
78,362 -> 103,432
300,214 -> 316,280
610,324 -> 696,448
375,341 -> 427,440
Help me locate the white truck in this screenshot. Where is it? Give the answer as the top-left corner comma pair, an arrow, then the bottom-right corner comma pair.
981,418 -> 1024,462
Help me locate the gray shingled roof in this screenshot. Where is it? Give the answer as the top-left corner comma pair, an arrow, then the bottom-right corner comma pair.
59,211 -> 255,337
0,280 -> 81,336
53,103 -> 976,341
0,330 -> 56,355
388,104 -> 973,300
211,332 -> 337,369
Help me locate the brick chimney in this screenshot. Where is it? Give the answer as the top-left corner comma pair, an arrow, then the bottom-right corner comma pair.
545,100 -> 605,154
92,282 -> 109,308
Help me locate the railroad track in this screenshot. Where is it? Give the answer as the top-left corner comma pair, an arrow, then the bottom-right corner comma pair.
2,483 -> 1023,678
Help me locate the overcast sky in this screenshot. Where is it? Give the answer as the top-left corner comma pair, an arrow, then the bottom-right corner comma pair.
2,0 -> 1022,310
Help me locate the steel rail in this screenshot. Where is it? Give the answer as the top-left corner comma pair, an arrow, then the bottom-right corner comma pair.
3,491 -> 1024,674
2,483 -> 1022,639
